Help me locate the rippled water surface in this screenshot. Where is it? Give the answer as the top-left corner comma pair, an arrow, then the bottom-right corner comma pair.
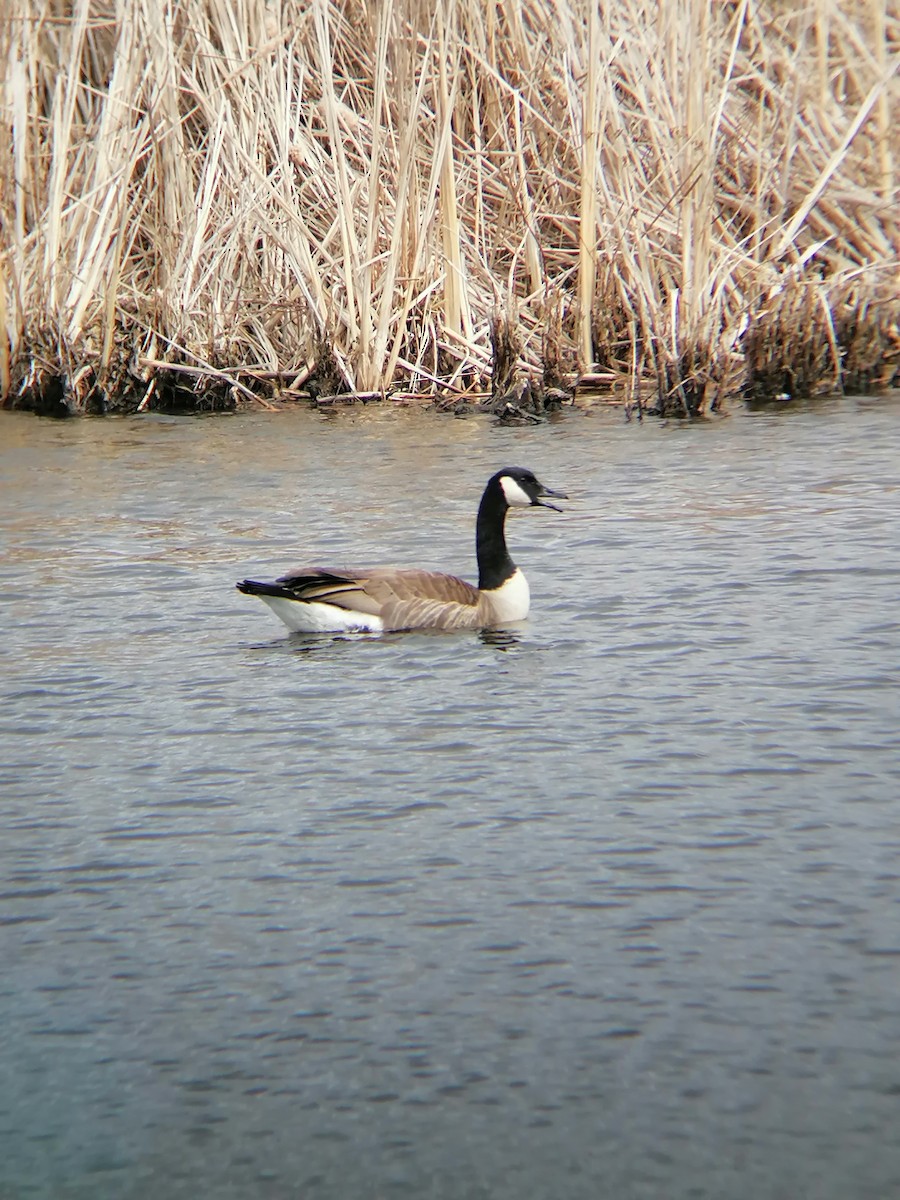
2,397 -> 900,1199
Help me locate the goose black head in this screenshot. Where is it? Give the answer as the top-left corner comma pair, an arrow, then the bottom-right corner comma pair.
494,467 -> 568,512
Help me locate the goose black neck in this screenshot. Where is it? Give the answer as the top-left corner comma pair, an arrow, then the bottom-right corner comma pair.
476,483 -> 515,591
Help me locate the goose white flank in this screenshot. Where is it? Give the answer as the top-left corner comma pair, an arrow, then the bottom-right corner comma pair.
236,467 -> 567,634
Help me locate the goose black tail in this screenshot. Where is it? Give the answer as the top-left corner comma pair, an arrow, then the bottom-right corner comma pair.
236,579 -> 294,599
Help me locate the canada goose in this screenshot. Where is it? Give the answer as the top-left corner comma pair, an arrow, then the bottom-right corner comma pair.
236,466 -> 566,634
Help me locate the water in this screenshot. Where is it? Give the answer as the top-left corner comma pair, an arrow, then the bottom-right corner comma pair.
1,397 -> 899,1200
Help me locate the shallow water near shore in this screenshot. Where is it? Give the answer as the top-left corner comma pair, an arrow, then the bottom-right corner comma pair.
2,396 -> 900,1200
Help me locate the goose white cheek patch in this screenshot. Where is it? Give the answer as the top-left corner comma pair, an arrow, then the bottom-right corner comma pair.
500,476 -> 533,507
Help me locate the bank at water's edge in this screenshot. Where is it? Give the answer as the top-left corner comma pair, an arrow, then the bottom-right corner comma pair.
1,0 -> 897,419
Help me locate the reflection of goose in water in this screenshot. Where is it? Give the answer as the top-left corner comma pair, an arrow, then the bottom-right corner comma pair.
479,628 -> 522,651
237,467 -> 567,635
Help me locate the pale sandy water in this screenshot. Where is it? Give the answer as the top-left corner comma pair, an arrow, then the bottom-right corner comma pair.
1,396 -> 899,1199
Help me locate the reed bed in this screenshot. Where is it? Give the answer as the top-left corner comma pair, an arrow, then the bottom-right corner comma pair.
1,0 -> 897,417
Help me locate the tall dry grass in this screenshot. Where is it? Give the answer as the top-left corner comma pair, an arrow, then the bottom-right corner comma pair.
0,0 -> 897,416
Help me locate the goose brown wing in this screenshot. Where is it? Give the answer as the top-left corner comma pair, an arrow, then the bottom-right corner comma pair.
274,567 -> 384,617
274,566 -> 481,628
362,569 -> 483,631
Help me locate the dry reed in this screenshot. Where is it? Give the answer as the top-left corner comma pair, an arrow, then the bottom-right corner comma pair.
0,0 -> 897,417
